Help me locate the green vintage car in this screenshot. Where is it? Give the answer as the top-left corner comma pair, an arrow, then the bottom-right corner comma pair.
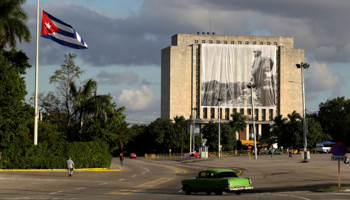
181,169 -> 253,195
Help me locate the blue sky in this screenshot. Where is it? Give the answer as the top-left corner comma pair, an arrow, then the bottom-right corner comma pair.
19,0 -> 350,124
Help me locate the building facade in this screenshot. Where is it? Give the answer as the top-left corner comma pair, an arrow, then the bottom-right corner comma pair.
161,33 -> 304,140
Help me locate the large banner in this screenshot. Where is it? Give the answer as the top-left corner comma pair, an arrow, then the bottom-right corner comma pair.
201,44 -> 276,108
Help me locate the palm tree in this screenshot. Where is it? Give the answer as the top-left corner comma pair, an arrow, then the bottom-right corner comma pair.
70,79 -> 114,137
173,116 -> 186,155
287,110 -> 302,124
229,112 -> 246,154
0,0 -> 31,48
270,115 -> 288,149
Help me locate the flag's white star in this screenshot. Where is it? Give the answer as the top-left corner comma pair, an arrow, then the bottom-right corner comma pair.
45,22 -> 52,31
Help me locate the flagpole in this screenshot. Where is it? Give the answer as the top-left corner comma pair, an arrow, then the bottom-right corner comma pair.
34,0 -> 40,145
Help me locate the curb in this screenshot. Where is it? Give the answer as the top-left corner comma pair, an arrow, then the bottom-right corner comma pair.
0,168 -> 122,172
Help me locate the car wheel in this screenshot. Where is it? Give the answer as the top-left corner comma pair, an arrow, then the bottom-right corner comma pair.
206,192 -> 211,195
235,191 -> 242,195
214,189 -> 223,195
184,186 -> 191,195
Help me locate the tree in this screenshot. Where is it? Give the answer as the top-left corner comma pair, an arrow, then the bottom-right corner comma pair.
40,53 -> 86,141
127,124 -> 148,155
229,113 -> 246,151
173,116 -> 186,154
0,49 -> 33,148
317,97 -> 350,146
70,79 -> 114,138
268,115 -> 287,148
84,106 -> 129,155
0,0 -> 31,48
306,116 -> 331,149
201,121 -> 235,152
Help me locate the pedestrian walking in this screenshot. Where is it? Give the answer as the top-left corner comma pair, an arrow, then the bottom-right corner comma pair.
66,157 -> 75,177
270,148 -> 275,157
120,153 -> 125,166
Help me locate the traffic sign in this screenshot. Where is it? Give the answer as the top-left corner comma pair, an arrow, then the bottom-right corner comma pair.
331,156 -> 348,161
331,142 -> 347,156
248,146 -> 252,150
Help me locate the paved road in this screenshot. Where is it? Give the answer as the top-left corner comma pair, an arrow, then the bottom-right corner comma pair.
0,154 -> 350,199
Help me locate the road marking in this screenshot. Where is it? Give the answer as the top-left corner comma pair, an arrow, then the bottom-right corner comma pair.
123,178 -> 174,195
49,191 -> 63,194
272,194 -> 311,200
141,172 -> 145,174
99,182 -> 108,185
106,178 -> 164,195
118,179 -> 124,181
75,187 -> 86,190
131,175 -> 137,177
1,198 -> 77,200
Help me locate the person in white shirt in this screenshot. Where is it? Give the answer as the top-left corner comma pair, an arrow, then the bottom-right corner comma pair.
66,157 -> 75,177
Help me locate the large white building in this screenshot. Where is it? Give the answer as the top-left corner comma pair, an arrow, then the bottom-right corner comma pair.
161,33 -> 304,140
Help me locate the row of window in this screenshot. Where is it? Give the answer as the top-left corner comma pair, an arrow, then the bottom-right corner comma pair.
194,40 -> 278,46
201,108 -> 274,121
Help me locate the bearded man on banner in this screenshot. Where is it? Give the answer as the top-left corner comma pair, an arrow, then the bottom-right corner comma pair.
251,49 -> 275,107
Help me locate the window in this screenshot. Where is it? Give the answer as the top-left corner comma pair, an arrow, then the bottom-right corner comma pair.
218,108 -> 222,119
260,42 -> 263,45
238,41 -> 242,44
231,41 -> 235,44
269,109 -> 273,120
216,40 -> 220,44
262,109 -> 266,121
225,108 -> 229,120
202,40 -> 205,43
209,40 -> 213,44
247,109 -> 251,115
194,40 -> 198,43
198,172 -> 206,178
274,42 -> 278,45
204,108 -> 208,119
267,42 -> 270,45
224,41 -> 227,44
206,172 -> 215,178
217,172 -> 238,178
252,41 -> 256,45
240,108 -> 244,115
245,41 -> 249,45
211,108 -> 215,119
255,109 -> 258,120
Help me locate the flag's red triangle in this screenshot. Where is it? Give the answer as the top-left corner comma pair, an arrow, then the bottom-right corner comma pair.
40,11 -> 60,36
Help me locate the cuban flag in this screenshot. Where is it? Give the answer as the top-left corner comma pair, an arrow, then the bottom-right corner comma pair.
41,11 -> 88,49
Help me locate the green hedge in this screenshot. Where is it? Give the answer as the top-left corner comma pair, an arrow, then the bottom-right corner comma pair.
0,141 -> 112,169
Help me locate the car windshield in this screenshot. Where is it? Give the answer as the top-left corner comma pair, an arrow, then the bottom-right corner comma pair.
216,172 -> 238,178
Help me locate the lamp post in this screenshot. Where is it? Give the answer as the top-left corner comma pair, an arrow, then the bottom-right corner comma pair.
247,83 -> 257,160
296,62 -> 310,163
218,98 -> 221,158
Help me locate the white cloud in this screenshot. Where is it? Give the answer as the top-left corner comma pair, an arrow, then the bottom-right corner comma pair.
116,85 -> 158,111
306,62 -> 341,92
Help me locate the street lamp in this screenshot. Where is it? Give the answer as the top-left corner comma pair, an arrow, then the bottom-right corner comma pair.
247,83 -> 257,160
191,108 -> 197,154
296,62 -> 310,163
218,98 -> 221,158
